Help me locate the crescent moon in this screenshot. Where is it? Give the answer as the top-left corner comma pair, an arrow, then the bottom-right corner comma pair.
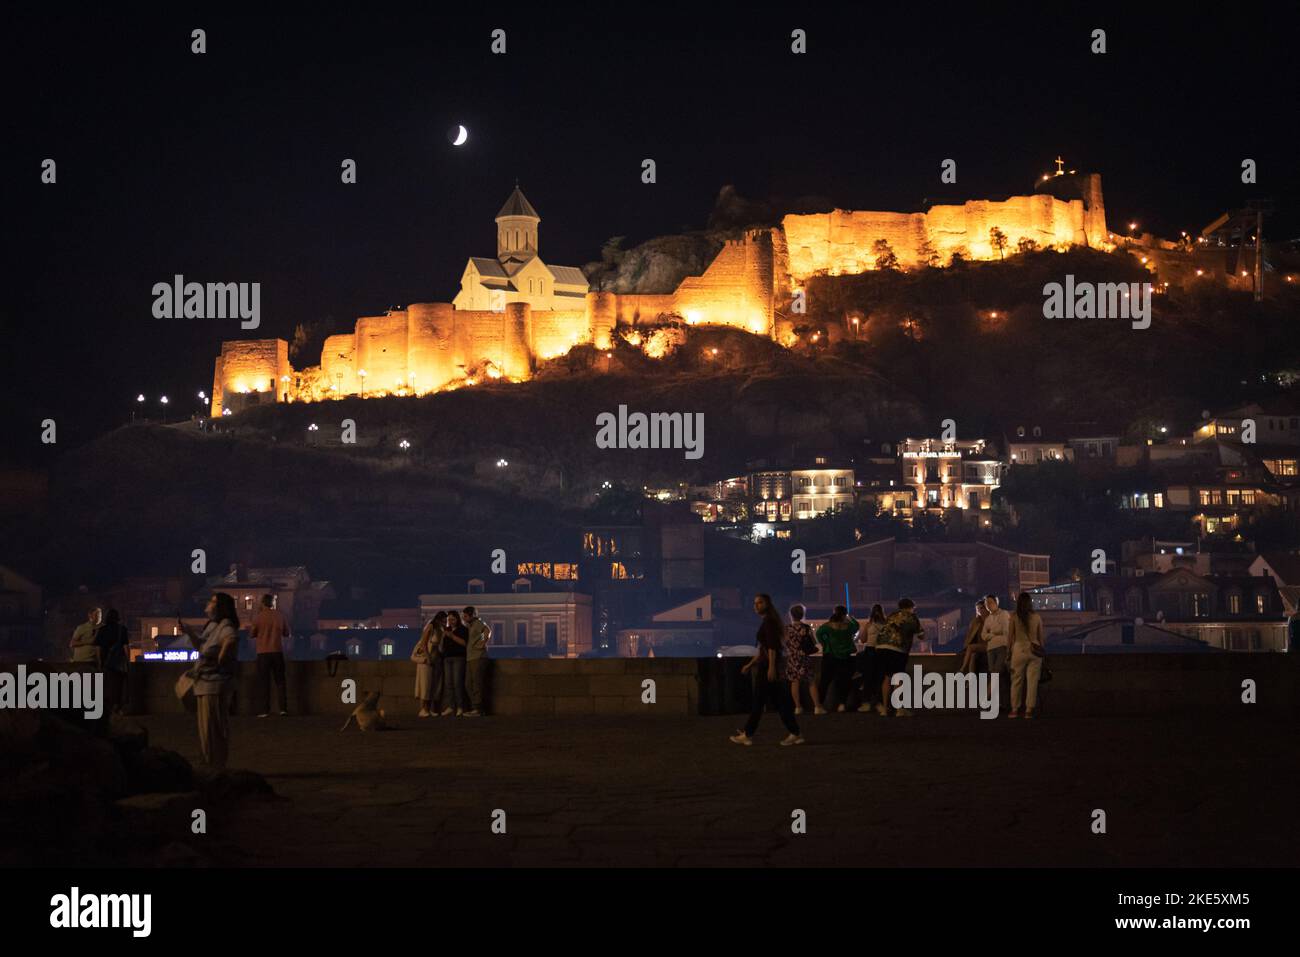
453,125 -> 468,146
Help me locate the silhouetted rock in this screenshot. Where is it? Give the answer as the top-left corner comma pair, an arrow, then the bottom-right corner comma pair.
193,766 -> 277,802
108,715 -> 148,754
123,746 -> 194,794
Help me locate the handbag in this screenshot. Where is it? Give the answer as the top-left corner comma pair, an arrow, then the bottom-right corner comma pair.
174,672 -> 195,700
799,625 -> 817,656
1036,649 -> 1052,684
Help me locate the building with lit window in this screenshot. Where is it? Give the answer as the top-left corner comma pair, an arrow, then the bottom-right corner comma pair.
419,578 -> 593,657
1086,569 -> 1287,651
790,460 -> 855,520
802,538 -> 1048,609
888,437 -> 1003,519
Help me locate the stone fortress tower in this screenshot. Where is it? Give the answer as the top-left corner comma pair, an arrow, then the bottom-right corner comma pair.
211,172 -> 1108,416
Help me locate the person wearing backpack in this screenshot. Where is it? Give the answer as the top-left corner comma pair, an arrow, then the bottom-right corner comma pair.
782,603 -> 823,715
874,598 -> 924,717
815,605 -> 859,712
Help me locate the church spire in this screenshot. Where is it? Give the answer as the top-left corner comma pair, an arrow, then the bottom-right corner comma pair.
495,185 -> 540,262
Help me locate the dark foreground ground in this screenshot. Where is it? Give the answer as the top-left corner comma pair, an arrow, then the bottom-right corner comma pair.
134,710 -> 1297,867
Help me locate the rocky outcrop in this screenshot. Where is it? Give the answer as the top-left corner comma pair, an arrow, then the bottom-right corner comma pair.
584,232 -> 726,295
0,710 -> 278,867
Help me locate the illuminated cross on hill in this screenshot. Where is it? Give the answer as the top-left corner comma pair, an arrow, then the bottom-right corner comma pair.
1054,156 -> 1066,175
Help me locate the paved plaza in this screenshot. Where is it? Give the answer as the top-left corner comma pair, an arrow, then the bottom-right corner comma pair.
134,710 -> 1298,867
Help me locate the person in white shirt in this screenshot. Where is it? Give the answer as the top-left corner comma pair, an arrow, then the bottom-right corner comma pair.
982,594 -> 1012,701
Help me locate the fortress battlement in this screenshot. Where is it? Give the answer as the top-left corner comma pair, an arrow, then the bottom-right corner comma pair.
211,175 -> 1108,416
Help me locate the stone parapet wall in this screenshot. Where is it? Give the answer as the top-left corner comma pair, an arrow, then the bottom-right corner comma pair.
9,653 -> 1294,720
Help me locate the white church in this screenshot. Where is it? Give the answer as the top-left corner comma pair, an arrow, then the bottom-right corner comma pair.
452,186 -> 590,312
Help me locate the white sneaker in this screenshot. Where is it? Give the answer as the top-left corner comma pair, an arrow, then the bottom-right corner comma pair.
857,703 -> 874,712
794,706 -> 804,715
895,707 -> 913,717
455,709 -> 464,717
729,731 -> 753,746
779,734 -> 805,746
875,702 -> 888,716
418,709 -> 431,718
837,704 -> 846,712
279,710 -> 288,716
814,707 -> 828,715
440,708 -> 454,717
256,713 -> 269,719
463,709 -> 481,717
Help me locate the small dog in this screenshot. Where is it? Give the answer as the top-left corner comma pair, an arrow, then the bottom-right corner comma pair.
339,691 -> 395,732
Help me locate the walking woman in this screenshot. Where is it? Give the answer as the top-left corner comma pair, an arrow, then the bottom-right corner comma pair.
1007,592 -> 1046,719
413,611 -> 447,717
783,604 -> 823,715
440,609 -> 469,716
177,593 -> 240,768
730,594 -> 803,746
855,604 -> 886,712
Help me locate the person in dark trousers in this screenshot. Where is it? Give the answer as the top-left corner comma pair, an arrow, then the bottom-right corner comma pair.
440,609 -> 470,716
463,605 -> 490,716
249,594 -> 290,717
815,605 -> 859,711
854,604 -> 887,712
93,607 -> 130,715
731,594 -> 803,746
874,598 -> 924,717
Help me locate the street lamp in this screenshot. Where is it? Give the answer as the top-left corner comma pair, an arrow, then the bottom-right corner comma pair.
358,369 -> 367,397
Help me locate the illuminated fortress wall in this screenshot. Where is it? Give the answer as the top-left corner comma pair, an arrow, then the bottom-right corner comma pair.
211,338 -> 290,415
784,174 -> 1108,278
210,176 -> 1107,414
670,230 -> 775,337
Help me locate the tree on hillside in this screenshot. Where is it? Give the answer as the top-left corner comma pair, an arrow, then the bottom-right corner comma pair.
916,237 -> 940,268
1016,236 -> 1039,255
600,236 -> 626,265
873,238 -> 900,272
989,227 -> 1009,260
586,482 -> 643,524
289,320 -> 329,363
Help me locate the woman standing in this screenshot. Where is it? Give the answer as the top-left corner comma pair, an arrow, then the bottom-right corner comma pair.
730,594 -> 802,746
94,608 -> 131,715
1007,593 -> 1046,719
178,593 -> 241,768
815,605 -> 860,711
855,604 -> 886,712
413,611 -> 447,717
783,604 -> 822,715
959,599 -> 989,674
440,609 -> 469,716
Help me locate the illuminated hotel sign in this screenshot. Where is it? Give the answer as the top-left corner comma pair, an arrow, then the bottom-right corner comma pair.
140,650 -> 200,662
901,451 -> 958,458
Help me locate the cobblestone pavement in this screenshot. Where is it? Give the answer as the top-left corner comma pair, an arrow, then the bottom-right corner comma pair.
136,711 -> 1299,867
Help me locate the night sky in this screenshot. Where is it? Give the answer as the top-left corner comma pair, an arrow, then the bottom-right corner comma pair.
3,6 -> 1296,456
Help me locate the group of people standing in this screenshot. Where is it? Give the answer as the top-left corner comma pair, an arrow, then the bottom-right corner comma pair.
411,606 -> 491,717
731,594 -> 926,746
732,588 -> 1047,744
959,592 -> 1046,718
68,606 -> 131,715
